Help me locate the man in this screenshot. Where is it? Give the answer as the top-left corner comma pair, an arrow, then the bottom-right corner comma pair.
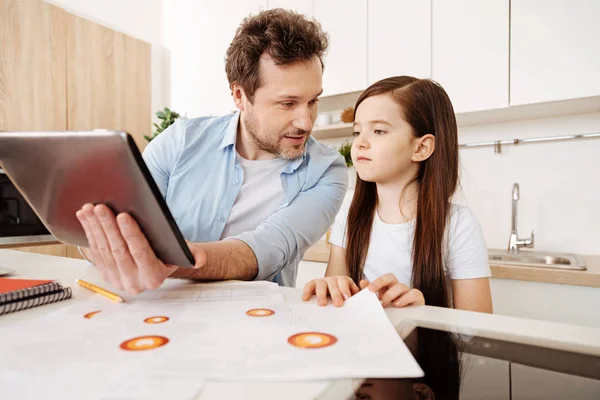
76,9 -> 348,294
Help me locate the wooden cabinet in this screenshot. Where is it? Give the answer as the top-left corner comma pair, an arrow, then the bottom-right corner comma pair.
432,0 -> 509,113
0,0 -> 66,131
510,0 -> 600,105
314,0 -> 367,96
267,0 -> 313,17
368,0 -> 431,85
0,0 -> 151,259
66,13 -> 151,150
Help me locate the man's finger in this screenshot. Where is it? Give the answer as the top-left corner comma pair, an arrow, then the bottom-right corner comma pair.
380,283 -> 410,307
315,280 -> 328,306
117,213 -> 164,292
302,280 -> 317,301
94,205 -> 135,291
327,279 -> 344,307
81,204 -> 121,285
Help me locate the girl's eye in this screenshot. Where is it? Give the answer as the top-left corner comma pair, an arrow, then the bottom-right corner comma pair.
374,129 -> 386,135
352,131 -> 360,137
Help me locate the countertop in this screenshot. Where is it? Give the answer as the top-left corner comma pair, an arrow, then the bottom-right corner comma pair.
303,240 -> 600,288
1,249 -> 600,400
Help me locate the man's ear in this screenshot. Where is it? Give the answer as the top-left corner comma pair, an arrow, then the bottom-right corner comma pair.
411,134 -> 435,162
231,82 -> 245,111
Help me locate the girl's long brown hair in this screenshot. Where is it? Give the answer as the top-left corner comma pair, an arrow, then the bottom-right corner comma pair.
346,76 -> 458,308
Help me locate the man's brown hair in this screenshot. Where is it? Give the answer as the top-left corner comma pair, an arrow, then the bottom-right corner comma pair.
225,8 -> 328,102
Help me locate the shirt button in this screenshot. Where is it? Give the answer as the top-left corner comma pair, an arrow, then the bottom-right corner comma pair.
233,180 -> 239,185
219,217 -> 225,222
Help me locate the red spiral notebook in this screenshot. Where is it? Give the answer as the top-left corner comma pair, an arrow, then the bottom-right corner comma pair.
0,278 -> 72,316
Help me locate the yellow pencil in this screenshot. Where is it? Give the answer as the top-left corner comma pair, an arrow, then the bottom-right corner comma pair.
76,279 -> 124,303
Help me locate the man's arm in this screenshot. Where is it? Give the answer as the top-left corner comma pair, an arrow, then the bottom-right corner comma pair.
169,239 -> 257,281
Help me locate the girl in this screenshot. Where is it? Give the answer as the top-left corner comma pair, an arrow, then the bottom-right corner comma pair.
302,76 -> 493,312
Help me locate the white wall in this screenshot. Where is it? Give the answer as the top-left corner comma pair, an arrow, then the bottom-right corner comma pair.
321,112 -> 600,256
163,0 -> 267,118
44,0 -> 170,121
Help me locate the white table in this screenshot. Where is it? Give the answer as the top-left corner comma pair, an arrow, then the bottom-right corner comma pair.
2,249 -> 600,400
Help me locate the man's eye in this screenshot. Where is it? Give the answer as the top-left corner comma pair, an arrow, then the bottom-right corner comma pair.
374,129 -> 386,135
281,102 -> 294,108
309,98 -> 319,105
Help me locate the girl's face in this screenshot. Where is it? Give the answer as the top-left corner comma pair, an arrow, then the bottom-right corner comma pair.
351,94 -> 422,185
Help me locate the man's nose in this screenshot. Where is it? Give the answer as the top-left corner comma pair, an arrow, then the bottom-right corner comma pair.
293,107 -> 313,132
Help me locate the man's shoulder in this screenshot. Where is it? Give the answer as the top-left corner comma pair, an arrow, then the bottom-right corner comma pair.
177,113 -> 236,136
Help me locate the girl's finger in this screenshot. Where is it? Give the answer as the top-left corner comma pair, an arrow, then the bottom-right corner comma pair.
368,273 -> 398,293
327,280 -> 344,307
302,280 -> 317,301
380,283 -> 411,307
336,278 -> 353,300
393,289 -> 426,308
315,279 -> 329,306
359,279 -> 370,290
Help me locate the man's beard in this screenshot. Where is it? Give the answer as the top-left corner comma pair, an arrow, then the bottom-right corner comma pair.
244,112 -> 308,160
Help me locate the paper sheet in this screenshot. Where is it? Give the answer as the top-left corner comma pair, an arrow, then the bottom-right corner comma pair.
0,282 -> 422,399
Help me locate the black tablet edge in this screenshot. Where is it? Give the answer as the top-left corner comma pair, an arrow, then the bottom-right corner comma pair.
124,133 -> 196,267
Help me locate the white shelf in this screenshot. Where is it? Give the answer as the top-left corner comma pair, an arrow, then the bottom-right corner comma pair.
312,123 -> 353,140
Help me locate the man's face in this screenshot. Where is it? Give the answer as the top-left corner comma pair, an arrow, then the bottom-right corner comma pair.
239,55 -> 323,160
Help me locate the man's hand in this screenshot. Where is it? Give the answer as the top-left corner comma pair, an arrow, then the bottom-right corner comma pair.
76,203 -> 206,294
302,275 -> 360,307
360,273 -> 425,308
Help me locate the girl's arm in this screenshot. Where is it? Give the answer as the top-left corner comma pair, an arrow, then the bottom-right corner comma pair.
451,278 -> 493,313
324,244 -> 349,276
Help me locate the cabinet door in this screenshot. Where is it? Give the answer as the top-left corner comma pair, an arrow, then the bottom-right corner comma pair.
267,0 -> 312,17
314,0 -> 367,96
432,0 -> 509,113
460,354 -> 510,400
510,0 -> 600,105
66,14 -> 151,150
0,0 -> 67,131
368,0 -> 431,85
512,363 -> 600,400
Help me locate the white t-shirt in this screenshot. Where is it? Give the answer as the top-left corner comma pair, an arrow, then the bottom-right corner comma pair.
220,154 -> 288,240
328,203 -> 491,286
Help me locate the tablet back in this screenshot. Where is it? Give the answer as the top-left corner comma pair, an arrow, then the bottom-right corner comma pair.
0,130 -> 195,268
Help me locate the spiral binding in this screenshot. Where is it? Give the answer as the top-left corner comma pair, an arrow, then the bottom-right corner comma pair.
0,281 -> 62,304
0,287 -> 72,316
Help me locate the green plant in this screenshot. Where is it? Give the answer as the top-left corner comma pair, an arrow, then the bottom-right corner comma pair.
338,141 -> 353,167
144,107 -> 181,142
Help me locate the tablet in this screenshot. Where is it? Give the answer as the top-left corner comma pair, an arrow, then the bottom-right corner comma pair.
0,130 -> 195,268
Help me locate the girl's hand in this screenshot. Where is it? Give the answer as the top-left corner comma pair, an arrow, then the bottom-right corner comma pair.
302,276 -> 361,307
360,273 -> 425,308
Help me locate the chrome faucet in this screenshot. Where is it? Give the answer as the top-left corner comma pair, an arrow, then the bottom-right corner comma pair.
508,183 -> 534,253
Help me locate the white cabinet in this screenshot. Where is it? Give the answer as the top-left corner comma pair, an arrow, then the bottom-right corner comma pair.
511,363 -> 600,400
460,354 -> 510,400
510,0 -> 600,105
267,0 -> 313,17
314,0 -> 367,96
368,0 -> 431,85
432,0 -> 509,113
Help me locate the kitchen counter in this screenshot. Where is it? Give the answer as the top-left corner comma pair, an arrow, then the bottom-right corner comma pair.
303,240 -> 600,288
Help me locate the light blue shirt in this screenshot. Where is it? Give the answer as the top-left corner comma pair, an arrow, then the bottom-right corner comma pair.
142,112 -> 348,287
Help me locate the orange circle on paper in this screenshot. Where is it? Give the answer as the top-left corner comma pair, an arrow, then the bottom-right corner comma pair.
288,332 -> 338,349
144,316 -> 169,324
83,310 -> 102,319
245,308 -> 275,317
120,336 -> 169,351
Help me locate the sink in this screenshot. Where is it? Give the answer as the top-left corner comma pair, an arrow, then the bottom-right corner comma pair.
488,249 -> 587,271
